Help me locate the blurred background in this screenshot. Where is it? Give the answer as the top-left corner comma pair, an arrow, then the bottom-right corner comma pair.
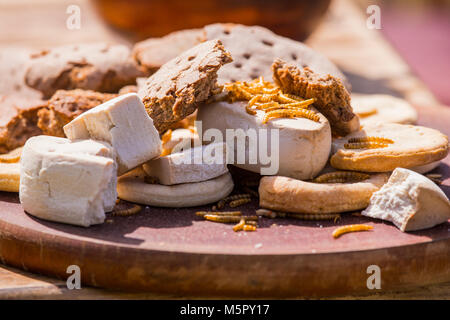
0,0 -> 449,105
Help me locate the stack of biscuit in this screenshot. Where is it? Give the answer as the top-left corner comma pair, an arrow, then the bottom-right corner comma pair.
1,24 -> 448,232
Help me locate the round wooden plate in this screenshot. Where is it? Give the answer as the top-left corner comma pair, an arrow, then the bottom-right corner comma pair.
0,106 -> 449,297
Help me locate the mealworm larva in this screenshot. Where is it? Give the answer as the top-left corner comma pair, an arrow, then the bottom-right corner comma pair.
263,109 -> 320,124
245,220 -> 258,226
347,136 -> 394,144
196,211 -> 242,217
112,204 -> 142,217
233,218 -> 246,232
426,173 -> 442,179
254,101 -> 280,110
288,213 -> 341,221
428,177 -> 442,185
161,129 -> 172,144
332,224 -> 373,238
283,93 -> 304,101
0,146 -> 23,163
144,175 -> 160,184
356,109 -> 377,118
243,224 -> 257,231
275,92 -> 299,104
313,171 -> 371,183
229,198 -> 252,208
204,215 -> 258,223
256,208 -> 277,218
240,186 -> 259,198
160,148 -> 172,157
344,142 -> 389,149
245,105 -> 257,115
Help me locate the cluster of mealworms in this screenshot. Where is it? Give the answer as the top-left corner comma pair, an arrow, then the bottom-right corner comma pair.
344,136 -> 394,149
223,77 -> 318,123
196,210 -> 258,232
312,171 -> 371,184
256,209 -> 341,222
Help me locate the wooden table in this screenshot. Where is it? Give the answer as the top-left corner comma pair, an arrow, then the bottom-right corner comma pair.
0,0 -> 448,299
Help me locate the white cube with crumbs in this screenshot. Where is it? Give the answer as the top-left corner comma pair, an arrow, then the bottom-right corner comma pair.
63,93 -> 161,175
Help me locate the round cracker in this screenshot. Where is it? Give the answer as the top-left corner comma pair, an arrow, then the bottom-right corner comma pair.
351,94 -> 418,125
117,167 -> 234,207
259,173 -> 389,214
0,162 -> 20,192
331,123 -> 449,172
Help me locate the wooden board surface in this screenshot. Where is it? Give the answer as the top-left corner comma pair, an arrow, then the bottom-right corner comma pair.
0,104 -> 449,297
0,0 -> 449,298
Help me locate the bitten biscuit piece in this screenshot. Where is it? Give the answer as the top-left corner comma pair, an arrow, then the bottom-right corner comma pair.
19,136 -> 117,227
25,43 -> 144,98
203,23 -> 350,90
0,95 -> 46,154
37,90 -> 117,137
272,59 -> 359,136
143,142 -> 228,185
141,39 -> 232,133
259,173 -> 389,214
362,168 -> 450,231
64,93 -> 161,175
118,166 -> 234,207
351,94 -> 418,125
132,28 -> 203,75
331,123 -> 449,172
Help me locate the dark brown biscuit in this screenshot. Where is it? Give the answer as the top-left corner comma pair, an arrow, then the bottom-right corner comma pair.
132,28 -> 203,75
37,90 -> 117,137
0,95 -> 45,154
25,43 -> 145,98
141,39 -> 232,133
203,23 -> 350,91
272,59 -> 359,136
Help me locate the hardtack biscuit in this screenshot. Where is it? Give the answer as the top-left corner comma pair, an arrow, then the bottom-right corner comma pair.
0,48 -> 43,99
118,166 -> 234,207
259,173 -> 389,214
272,59 -> 359,136
362,168 -> 450,231
203,23 -> 350,90
37,90 -> 117,137
0,162 -> 20,193
25,43 -> 144,98
351,94 -> 418,125
330,123 -> 449,172
132,28 -> 203,75
141,39 -> 232,133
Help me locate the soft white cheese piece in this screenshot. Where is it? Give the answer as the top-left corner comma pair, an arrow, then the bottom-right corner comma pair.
19,136 -> 117,227
143,142 -> 229,185
362,168 -> 450,232
63,93 -> 161,175
196,100 -> 331,179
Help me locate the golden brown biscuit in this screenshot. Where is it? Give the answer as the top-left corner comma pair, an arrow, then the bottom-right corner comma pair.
259,173 -> 389,214
351,93 -> 418,125
330,123 -> 449,172
272,59 -> 359,136
0,162 -> 20,192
